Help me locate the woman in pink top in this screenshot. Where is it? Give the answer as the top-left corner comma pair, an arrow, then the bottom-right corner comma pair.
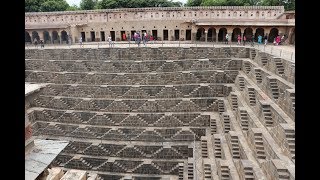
237,35 -> 241,45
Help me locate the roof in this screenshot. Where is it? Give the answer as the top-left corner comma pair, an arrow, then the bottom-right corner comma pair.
25,139 -> 69,180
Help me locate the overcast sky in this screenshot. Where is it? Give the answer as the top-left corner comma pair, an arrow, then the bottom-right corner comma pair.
66,0 -> 188,6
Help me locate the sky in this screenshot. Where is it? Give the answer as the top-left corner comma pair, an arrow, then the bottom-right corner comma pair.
66,0 -> 188,6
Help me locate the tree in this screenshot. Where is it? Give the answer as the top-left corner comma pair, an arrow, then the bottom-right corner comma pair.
262,0 -> 295,10
186,0 -> 203,6
80,0 -> 97,10
25,0 -> 45,12
40,0 -> 69,12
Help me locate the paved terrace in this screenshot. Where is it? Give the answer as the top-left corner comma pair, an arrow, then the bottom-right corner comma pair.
25,41 -> 295,62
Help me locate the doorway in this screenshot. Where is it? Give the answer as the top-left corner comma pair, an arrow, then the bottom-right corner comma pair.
90,31 -> 95,42
152,30 -> 158,40
163,30 -> 168,40
110,31 -> 115,41
81,32 -> 86,42
174,30 -> 180,40
186,30 -> 191,40
100,31 -> 105,41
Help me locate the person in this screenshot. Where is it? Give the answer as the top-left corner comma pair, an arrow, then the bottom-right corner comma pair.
107,35 -> 114,47
34,39 -> 38,48
134,32 -> 138,44
40,39 -> 44,48
280,34 -> 285,45
79,37 -> 83,47
237,35 -> 241,45
243,36 -> 246,46
276,35 -> 281,45
264,35 -> 268,45
143,32 -> 147,46
225,34 -> 229,44
258,35 -> 262,44
122,33 -> 126,41
137,33 -> 141,47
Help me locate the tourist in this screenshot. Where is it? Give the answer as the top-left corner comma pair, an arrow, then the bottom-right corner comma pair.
108,35 -> 114,47
276,35 -> 281,45
225,34 -> 229,44
243,36 -> 246,46
143,32 -> 147,46
137,33 -> 141,47
134,32 -> 138,44
280,34 -> 285,45
237,35 -> 241,45
34,39 -> 38,48
40,40 -> 44,48
264,35 -> 268,45
122,33 -> 126,41
258,35 -> 262,44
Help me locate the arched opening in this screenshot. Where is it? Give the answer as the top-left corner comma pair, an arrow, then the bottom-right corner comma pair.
218,28 -> 227,42
255,28 -> 264,41
61,30 -> 68,44
243,28 -> 253,41
43,31 -> 51,44
196,27 -> 205,41
25,31 -> 31,43
268,28 -> 279,42
31,31 -> 40,43
289,28 -> 295,45
232,28 -> 241,42
52,31 -> 59,44
207,27 -> 216,42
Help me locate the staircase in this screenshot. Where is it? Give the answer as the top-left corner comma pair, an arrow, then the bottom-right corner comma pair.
210,118 -> 217,135
178,163 -> 184,180
254,132 -> 266,160
277,168 -> 290,180
218,100 -> 225,113
262,104 -> 273,127
254,68 -> 262,83
214,137 -> 222,159
247,87 -> 256,106
204,164 -> 212,180
250,49 -> 257,60
274,58 -> 285,75
244,62 -> 251,74
260,54 -> 268,66
201,139 -> 208,158
229,135 -> 240,159
239,110 -> 249,131
238,76 -> 245,90
187,163 -> 194,179
222,114 -> 231,133
220,165 -> 230,180
284,129 -> 295,160
230,93 -> 238,111
269,79 -> 279,100
243,166 -> 255,180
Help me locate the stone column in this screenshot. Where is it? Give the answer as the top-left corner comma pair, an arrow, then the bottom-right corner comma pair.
241,29 -> 244,44
38,31 -> 44,41
204,28 -> 208,42
59,31 -> 62,44
215,29 -> 218,43
227,29 -> 232,44
191,25 -> 197,43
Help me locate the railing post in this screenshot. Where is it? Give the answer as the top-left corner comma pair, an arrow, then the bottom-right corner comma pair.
291,52 -> 293,61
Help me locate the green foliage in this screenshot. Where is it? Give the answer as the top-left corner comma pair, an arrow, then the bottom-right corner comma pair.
25,0 -> 69,12
261,0 -> 295,10
80,0 -> 97,10
97,0 -> 182,9
40,0 -> 69,12
186,0 -> 203,6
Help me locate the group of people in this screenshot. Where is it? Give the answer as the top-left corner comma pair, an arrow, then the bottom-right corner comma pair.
234,34 -> 286,46
132,32 -> 154,46
33,39 -> 44,48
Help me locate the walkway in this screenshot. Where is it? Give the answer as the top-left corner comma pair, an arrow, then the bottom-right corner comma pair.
25,41 -> 295,62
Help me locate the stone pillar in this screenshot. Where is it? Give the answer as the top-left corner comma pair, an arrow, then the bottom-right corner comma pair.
59,31 -> 62,44
215,29 -> 218,43
241,29 -> 244,44
50,31 -> 54,44
191,25 -> 197,43
38,31 -> 44,41
227,30 -> 232,44
204,28 -> 208,42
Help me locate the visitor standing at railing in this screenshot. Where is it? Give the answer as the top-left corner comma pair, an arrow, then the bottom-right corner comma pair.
237,35 -> 241,45
225,34 -> 229,44
264,35 -> 268,46
79,37 -> 83,47
108,35 -> 114,47
243,36 -> 246,46
258,35 -> 262,44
